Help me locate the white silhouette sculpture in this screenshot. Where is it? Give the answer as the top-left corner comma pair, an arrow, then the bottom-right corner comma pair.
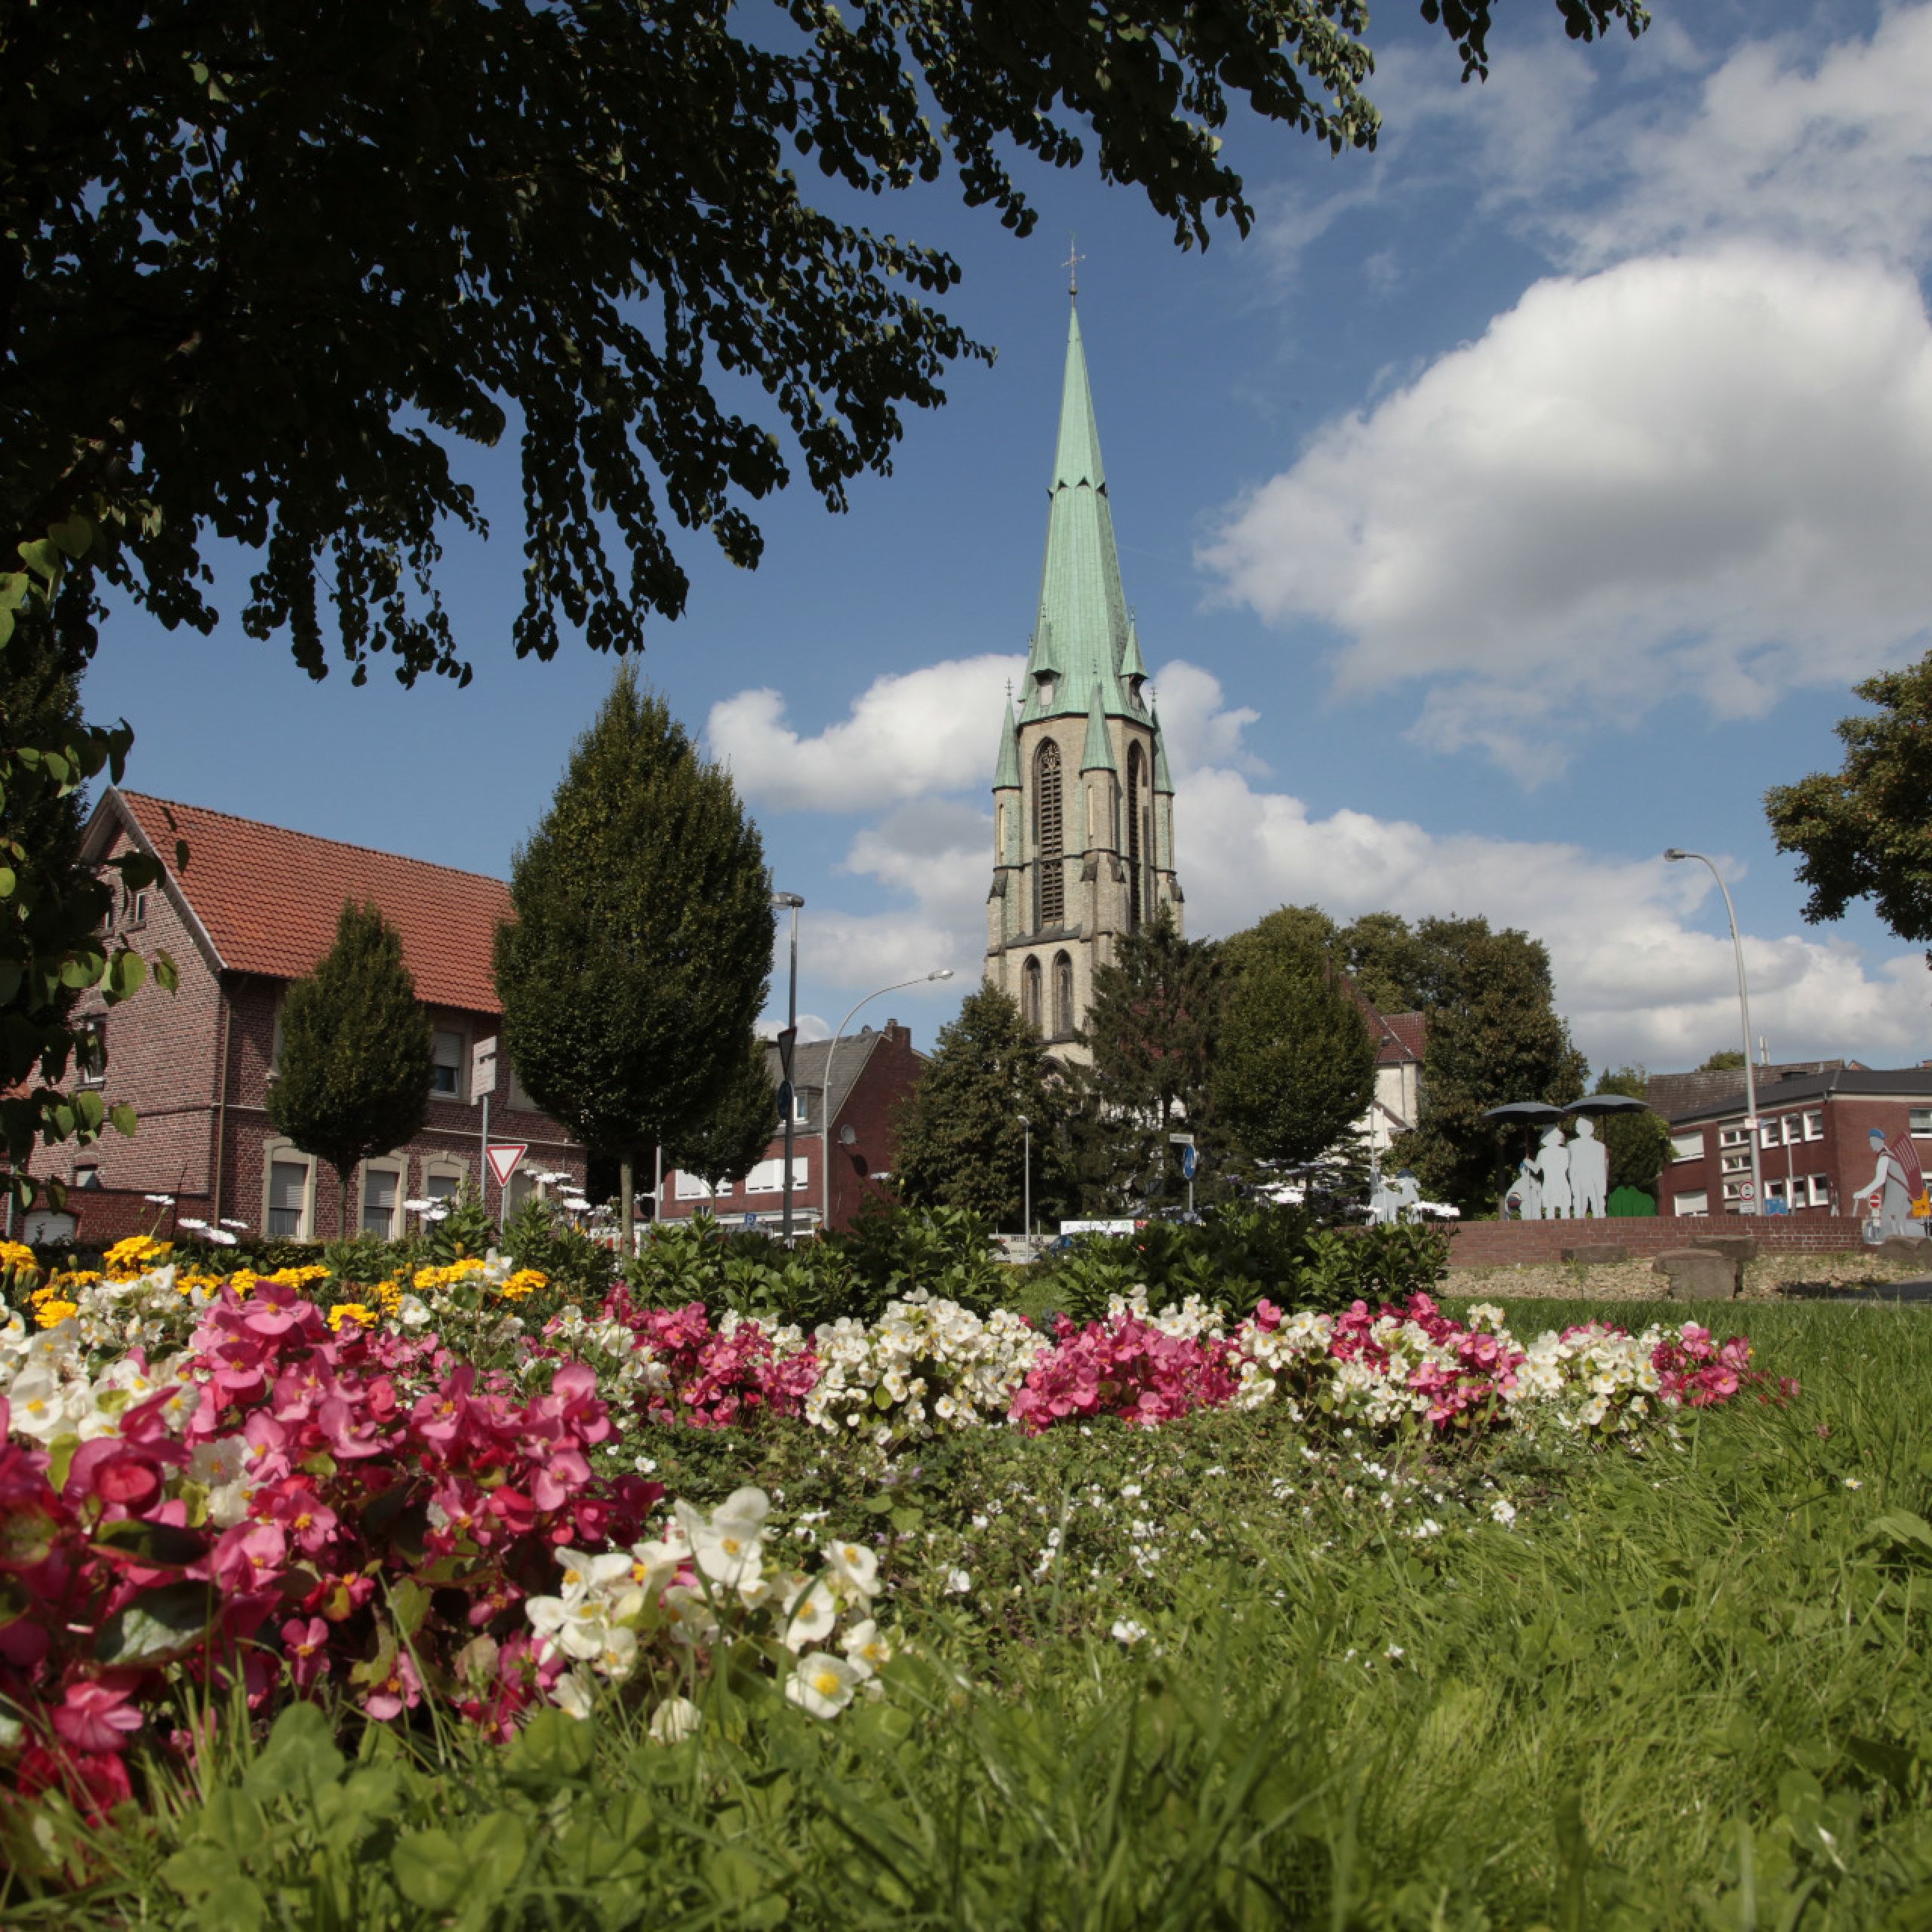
1510,1157 -> 1543,1221
1568,1116 -> 1609,1220
1534,1126 -> 1572,1220
1857,1129 -> 1920,1242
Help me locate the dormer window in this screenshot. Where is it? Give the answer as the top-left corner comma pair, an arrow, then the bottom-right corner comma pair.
1035,674 -> 1057,709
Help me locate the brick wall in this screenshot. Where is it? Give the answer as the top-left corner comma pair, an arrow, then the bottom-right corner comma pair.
1446,1215 -> 1888,1267
828,1026 -> 921,1229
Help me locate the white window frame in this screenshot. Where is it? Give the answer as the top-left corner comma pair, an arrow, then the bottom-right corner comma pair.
262,1139 -> 318,1239
360,1159 -> 404,1239
430,1027 -> 467,1100
1675,1190 -> 1709,1217
1806,1174 -> 1832,1208
1721,1177 -> 1752,1201
1911,1107 -> 1932,1139
76,1014 -> 106,1088
1718,1124 -> 1751,1149
1720,1150 -> 1751,1177
1804,1109 -> 1825,1141
675,1171 -> 731,1201
741,1155 -> 810,1195
421,1156 -> 468,1206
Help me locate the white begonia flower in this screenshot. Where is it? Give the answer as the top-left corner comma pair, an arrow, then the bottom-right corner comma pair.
945,1567 -> 972,1595
626,1536 -> 686,1600
648,1697 -> 703,1745
821,1537 -> 880,1601
1110,1620 -> 1149,1646
552,1668 -> 598,1721
786,1651 -> 864,1720
663,1583 -> 719,1646
783,1579 -> 838,1654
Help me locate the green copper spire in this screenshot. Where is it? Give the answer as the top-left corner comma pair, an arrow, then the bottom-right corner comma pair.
1150,703 -> 1175,795
1120,613 -> 1147,686
1020,302 -> 1134,727
992,688 -> 1021,790
1080,683 -> 1117,774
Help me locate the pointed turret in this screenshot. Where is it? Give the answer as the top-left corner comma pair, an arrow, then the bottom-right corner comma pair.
992,691 -> 1021,792
1151,703 -> 1176,795
1080,684 -> 1117,774
1120,613 -> 1148,693
1021,303 -> 1134,724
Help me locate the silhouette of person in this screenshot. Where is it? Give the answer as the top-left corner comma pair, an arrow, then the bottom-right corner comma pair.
1535,1126 -> 1572,1219
1858,1129 -> 1917,1241
1391,1171 -> 1423,1221
1512,1157 -> 1543,1221
1568,1116 -> 1609,1219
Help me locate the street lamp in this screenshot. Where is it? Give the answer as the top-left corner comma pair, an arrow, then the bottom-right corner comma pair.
1664,849 -> 1763,1217
1017,1113 -> 1032,1240
771,893 -> 805,1239
822,968 -> 954,1232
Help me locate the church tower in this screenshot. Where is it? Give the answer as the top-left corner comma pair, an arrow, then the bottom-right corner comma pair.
984,300 -> 1183,1060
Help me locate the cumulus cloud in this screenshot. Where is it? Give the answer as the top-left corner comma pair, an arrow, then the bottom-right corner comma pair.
707,654 -> 1023,811
1201,246 -> 1932,773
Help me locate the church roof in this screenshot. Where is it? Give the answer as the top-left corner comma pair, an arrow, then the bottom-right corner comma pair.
1080,684 -> 1118,774
992,692 -> 1021,790
1150,705 -> 1175,795
1020,303 -> 1142,730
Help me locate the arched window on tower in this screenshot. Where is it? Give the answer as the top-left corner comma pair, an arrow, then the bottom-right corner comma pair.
1022,955 -> 1043,1031
1125,743 -> 1145,934
1052,952 -> 1073,1038
1034,739 -> 1064,928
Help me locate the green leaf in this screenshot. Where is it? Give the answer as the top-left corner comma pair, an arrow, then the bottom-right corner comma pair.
243,1701 -> 345,1801
1869,1509 -> 1932,1553
392,1828 -> 470,1911
91,1518 -> 209,1568
94,1580 -> 220,1664
109,1101 -> 139,1137
161,1848 -> 266,1932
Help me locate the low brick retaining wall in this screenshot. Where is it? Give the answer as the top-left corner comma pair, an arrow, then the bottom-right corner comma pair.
1444,1216 -> 1890,1268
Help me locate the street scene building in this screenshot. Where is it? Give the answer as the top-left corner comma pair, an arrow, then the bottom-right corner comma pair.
42,790 -> 586,1244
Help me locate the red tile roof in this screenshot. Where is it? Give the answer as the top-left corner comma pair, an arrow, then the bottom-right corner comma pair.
1377,1011 -> 1427,1066
110,792 -> 511,1014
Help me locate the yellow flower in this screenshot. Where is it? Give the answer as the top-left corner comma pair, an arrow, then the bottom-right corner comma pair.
264,1264 -> 332,1290
413,1259 -> 488,1293
53,1269 -> 103,1289
0,1239 -> 40,1275
104,1234 -> 172,1281
497,1268 -> 550,1301
327,1303 -> 378,1332
32,1297 -> 78,1328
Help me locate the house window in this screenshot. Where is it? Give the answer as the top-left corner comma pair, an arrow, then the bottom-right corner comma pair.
1721,1177 -> 1752,1202
74,1163 -> 100,1190
1720,1150 -> 1751,1177
431,1029 -> 466,1098
1052,952 -> 1073,1038
423,1163 -> 466,1208
361,1164 -> 401,1238
1675,1190 -> 1709,1217
793,1089 -> 808,1124
1807,1174 -> 1832,1208
1718,1125 -> 1750,1149
1804,1109 -> 1825,1140
266,1155 -> 313,1238
1912,1108 -> 1932,1138
124,886 -> 149,929
675,1171 -> 727,1201
1669,1130 -> 1703,1163
1767,1178 -> 1787,1204
742,1156 -> 808,1194
75,1015 -> 106,1087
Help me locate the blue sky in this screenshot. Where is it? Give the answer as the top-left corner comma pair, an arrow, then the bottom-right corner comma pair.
88,0 -> 1932,1071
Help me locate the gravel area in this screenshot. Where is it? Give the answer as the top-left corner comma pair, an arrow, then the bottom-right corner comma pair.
1446,1251 -> 1930,1303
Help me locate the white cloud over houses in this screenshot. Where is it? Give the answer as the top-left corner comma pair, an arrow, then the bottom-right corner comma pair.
737,656 -> 1930,1067
708,654 -> 1023,811
1201,245 -> 1932,775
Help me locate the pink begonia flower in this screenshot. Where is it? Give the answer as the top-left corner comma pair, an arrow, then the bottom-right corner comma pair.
52,1678 -> 143,1752
281,1616 -> 331,1690
365,1649 -> 423,1721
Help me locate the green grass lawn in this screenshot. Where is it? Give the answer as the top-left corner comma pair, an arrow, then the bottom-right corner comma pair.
20,1298 -> 1932,1930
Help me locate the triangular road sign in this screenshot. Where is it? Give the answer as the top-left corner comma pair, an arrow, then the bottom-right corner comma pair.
486,1143 -> 528,1188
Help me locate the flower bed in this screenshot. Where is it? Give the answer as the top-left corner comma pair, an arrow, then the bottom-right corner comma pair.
0,1249 -> 1783,1826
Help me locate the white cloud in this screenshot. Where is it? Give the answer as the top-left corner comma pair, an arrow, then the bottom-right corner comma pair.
707,654 -> 1023,811
1201,246 -> 1932,773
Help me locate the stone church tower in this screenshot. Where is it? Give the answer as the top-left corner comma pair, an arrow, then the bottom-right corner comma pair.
984,300 -> 1183,1062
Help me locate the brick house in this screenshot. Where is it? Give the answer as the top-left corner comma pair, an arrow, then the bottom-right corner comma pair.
38,790 -> 586,1244
1657,1067 -> 1932,1220
657,1023 -> 924,1235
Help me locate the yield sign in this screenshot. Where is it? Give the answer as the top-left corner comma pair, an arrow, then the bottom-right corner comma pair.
486,1143 -> 528,1189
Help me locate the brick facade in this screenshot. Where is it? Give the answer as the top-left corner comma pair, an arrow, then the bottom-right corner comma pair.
28,794 -> 586,1246
1444,1215 -> 1884,1269
657,1023 -> 923,1234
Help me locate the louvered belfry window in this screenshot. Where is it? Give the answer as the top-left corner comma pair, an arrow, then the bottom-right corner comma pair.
1035,739 -> 1064,927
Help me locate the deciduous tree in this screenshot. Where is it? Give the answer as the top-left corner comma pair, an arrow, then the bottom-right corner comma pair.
494,669 -> 771,1246
1213,911 -> 1376,1174
1592,1066 -> 1673,1197
894,986 -> 1064,1228
266,900 -> 433,1235
663,1033 -> 779,1193
1766,654 -> 1932,957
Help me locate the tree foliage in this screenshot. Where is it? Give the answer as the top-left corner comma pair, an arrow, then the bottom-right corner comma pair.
663,1033 -> 778,1191
494,669 -> 770,1240
894,986 -> 1064,1228
1698,1049 -> 1746,1072
1079,907 -> 1222,1204
266,900 -> 433,1234
1766,654 -> 1932,957
1592,1065 -> 1673,1196
7,0 -> 1646,687
1397,920 -> 1587,1214
1213,910 -> 1376,1174
0,524 -> 177,1206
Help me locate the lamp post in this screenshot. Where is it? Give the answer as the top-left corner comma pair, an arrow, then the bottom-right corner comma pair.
1664,848 -> 1763,1216
771,893 -> 804,1240
1017,1113 -> 1032,1240
823,968 -> 954,1232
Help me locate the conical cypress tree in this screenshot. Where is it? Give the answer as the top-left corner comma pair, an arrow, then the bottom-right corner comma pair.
267,899 -> 434,1235
494,668 -> 771,1244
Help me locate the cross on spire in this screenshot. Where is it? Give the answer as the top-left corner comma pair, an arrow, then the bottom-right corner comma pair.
1063,235 -> 1084,297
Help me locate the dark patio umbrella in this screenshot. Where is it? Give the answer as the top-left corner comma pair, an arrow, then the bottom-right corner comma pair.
1564,1094 -> 1654,1118
1481,1101 -> 1569,1124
